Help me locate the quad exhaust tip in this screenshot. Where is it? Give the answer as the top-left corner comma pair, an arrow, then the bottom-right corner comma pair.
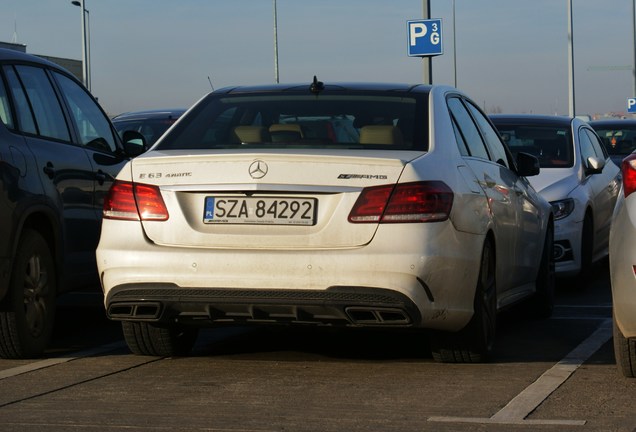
108,302 -> 162,319
345,307 -> 411,325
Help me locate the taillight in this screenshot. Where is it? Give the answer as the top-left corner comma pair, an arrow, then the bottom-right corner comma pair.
103,180 -> 169,221
622,154 -> 636,198
349,181 -> 453,223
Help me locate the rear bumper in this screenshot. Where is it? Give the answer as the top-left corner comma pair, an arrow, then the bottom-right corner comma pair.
105,284 -> 421,327
98,219 -> 485,332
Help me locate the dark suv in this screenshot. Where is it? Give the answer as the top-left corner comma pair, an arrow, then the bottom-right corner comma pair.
0,48 -> 142,358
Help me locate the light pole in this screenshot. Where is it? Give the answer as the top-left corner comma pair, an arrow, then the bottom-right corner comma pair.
273,0 -> 279,83
632,0 -> 635,98
452,0 -> 457,88
71,0 -> 90,91
422,0 -> 432,84
567,0 -> 575,117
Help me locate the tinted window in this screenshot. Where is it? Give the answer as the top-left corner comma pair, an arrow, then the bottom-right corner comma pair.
14,65 -> 70,142
466,102 -> 509,168
157,93 -> 427,151
493,122 -> 573,168
54,72 -> 117,153
451,115 -> 469,156
113,118 -> 178,146
0,72 -> 13,129
578,128 -> 597,165
447,97 -> 490,160
583,128 -> 608,159
3,66 -> 36,134
592,124 -> 636,156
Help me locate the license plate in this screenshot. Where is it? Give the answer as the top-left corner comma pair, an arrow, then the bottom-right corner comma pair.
203,196 -> 317,225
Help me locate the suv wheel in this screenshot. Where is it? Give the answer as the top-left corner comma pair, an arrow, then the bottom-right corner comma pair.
0,229 -> 56,359
122,321 -> 198,356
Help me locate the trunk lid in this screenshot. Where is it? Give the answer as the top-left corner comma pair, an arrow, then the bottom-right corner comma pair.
131,150 -> 421,248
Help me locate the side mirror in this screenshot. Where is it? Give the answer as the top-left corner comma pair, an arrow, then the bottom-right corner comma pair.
516,151 -> 540,177
122,130 -> 147,157
586,156 -> 605,175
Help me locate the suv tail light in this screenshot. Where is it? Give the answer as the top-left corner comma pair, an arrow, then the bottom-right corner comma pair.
348,181 -> 453,223
622,154 -> 636,198
103,180 -> 169,221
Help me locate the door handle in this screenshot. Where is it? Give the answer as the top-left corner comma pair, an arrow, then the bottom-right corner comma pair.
95,170 -> 107,185
43,162 -> 55,179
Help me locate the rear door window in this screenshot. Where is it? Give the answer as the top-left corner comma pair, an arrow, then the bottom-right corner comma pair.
12,65 -> 71,142
447,97 -> 490,160
0,72 -> 14,129
465,102 -> 510,168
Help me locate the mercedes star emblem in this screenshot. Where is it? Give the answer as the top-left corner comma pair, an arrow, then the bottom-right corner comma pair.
249,160 -> 268,179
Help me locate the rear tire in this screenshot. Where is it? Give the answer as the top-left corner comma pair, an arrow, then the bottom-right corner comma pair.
613,316 -> 636,378
122,321 -> 199,356
0,229 -> 56,359
431,239 -> 497,363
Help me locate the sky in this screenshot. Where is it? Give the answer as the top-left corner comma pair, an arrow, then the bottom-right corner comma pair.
2,0 -> 635,117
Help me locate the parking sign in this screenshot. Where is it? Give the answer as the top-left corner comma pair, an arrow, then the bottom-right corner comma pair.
407,19 -> 443,57
628,98 -> 636,113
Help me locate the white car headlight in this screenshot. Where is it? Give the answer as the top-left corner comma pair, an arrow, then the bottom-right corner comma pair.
550,198 -> 574,220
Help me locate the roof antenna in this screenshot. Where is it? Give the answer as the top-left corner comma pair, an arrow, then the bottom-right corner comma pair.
207,76 -> 215,91
11,16 -> 18,43
309,75 -> 324,94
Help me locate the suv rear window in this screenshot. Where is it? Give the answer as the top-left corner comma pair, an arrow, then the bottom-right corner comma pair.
157,92 -> 427,151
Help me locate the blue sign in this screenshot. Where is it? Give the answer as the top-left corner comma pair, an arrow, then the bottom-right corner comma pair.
628,98 -> 636,113
407,19 -> 443,57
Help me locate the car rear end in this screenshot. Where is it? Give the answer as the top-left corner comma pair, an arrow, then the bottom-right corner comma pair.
609,152 -> 636,377
610,153 -> 636,338
96,84 -> 486,339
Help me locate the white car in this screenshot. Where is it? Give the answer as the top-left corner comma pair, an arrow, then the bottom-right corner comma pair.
491,115 -> 621,278
97,81 -> 554,363
609,152 -> 636,377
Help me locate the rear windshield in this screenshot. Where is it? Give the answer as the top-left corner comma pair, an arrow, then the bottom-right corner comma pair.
495,124 -> 573,168
156,92 -> 427,151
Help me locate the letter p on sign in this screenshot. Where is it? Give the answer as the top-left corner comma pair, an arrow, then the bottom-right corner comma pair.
628,98 -> 636,113
410,23 -> 427,46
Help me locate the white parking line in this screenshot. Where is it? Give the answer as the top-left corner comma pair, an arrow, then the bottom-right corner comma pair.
428,318 -> 613,426
0,341 -> 126,380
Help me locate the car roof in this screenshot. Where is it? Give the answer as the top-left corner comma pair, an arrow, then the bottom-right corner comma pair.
589,118 -> 636,127
214,82 -> 432,94
0,48 -> 65,70
112,109 -> 187,121
489,114 -> 573,127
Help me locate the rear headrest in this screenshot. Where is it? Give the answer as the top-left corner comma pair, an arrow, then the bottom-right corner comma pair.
233,126 -> 269,143
359,125 -> 403,145
269,123 -> 303,142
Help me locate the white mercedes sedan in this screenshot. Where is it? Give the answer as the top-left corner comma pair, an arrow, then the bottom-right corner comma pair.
97,81 -> 554,363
